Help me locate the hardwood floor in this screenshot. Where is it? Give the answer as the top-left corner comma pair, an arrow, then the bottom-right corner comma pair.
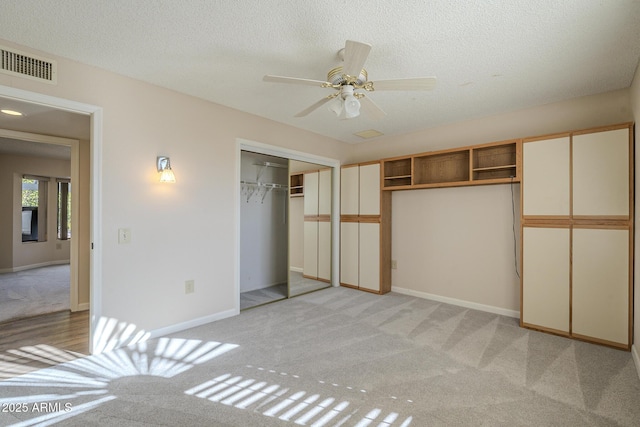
0,310 -> 89,378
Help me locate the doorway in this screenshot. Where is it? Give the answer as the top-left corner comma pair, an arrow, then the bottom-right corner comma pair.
239,151 -> 289,309
236,139 -> 340,312
0,87 -> 100,355
0,130 -> 85,319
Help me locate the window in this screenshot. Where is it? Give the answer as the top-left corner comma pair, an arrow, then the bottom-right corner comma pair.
22,177 -> 48,242
57,180 -> 71,240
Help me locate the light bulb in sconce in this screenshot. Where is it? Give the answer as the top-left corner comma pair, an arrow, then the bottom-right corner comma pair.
157,156 -> 176,183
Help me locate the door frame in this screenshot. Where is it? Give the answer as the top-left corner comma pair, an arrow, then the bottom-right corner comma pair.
0,84 -> 103,353
236,139 -> 340,311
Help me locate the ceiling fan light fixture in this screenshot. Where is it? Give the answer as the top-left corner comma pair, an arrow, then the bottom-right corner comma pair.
341,85 -> 360,118
344,95 -> 360,118
328,97 -> 343,116
263,40 -> 436,120
327,66 -> 368,86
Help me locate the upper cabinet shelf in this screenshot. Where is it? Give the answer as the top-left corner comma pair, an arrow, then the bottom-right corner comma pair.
289,173 -> 304,197
381,140 -> 521,190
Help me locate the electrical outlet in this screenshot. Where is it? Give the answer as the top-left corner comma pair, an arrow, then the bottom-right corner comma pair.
118,228 -> 131,244
185,280 -> 195,294
391,260 -> 397,269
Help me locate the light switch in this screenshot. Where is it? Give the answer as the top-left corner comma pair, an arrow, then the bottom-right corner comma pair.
118,228 -> 131,244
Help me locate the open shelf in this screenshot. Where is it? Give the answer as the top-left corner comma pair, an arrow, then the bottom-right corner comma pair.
290,173 -> 304,197
381,140 -> 520,190
383,158 -> 412,188
414,150 -> 470,185
472,143 -> 517,181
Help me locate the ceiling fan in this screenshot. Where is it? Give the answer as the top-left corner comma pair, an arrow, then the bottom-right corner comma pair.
263,40 -> 436,120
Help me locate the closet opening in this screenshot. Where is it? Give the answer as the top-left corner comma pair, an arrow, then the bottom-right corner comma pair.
238,145 -> 339,311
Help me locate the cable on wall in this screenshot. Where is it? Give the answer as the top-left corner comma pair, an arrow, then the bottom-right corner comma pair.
510,176 -> 520,278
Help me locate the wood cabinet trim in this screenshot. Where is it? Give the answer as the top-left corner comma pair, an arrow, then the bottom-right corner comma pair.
520,322 -> 571,338
571,122 -> 633,136
522,132 -> 572,143
358,216 -> 381,223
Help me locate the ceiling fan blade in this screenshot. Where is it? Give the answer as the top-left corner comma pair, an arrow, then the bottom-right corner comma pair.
263,75 -> 328,87
342,40 -> 372,77
359,96 -> 387,120
369,77 -> 437,91
294,97 -> 333,117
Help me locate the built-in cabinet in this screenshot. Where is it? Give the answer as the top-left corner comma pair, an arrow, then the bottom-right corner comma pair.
520,124 -> 633,350
382,140 -> 520,190
340,162 -> 391,294
303,169 -> 331,282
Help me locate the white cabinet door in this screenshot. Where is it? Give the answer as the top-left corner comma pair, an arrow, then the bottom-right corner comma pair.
318,169 -> 332,216
317,221 -> 331,281
522,227 -> 570,333
340,222 -> 359,287
522,137 -> 570,216
359,222 -> 380,292
359,163 -> 380,216
573,228 -> 629,345
341,166 -> 359,215
573,129 -> 629,217
303,221 -> 318,278
304,171 -> 319,216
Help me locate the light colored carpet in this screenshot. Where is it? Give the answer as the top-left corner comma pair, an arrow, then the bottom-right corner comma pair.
0,264 -> 70,323
1,286 -> 639,426
288,271 -> 330,297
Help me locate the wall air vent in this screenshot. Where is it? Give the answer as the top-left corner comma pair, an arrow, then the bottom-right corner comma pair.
0,45 -> 57,84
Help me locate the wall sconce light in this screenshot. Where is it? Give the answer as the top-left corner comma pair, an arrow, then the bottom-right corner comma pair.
157,156 -> 176,183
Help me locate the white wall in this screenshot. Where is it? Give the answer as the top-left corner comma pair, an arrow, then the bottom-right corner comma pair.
0,39 -> 349,338
349,89 -> 634,316
240,152 -> 288,292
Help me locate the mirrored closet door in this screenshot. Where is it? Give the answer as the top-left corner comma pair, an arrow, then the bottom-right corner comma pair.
288,160 -> 332,298
239,153 -> 332,310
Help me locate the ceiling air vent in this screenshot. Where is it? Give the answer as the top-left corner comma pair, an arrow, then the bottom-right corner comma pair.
0,45 -> 57,84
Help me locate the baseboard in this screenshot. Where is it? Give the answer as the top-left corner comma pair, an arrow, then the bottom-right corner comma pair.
0,260 -> 70,273
392,286 -> 520,318
633,344 -> 640,380
147,308 -> 238,340
289,266 -> 303,273
75,302 -> 90,311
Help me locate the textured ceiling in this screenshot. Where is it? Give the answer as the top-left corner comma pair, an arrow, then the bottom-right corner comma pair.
0,0 -> 639,144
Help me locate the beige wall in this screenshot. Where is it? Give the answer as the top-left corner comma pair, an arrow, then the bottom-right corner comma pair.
0,154 -> 70,270
349,89 -> 634,315
391,184 -> 521,314
0,39 -> 348,334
